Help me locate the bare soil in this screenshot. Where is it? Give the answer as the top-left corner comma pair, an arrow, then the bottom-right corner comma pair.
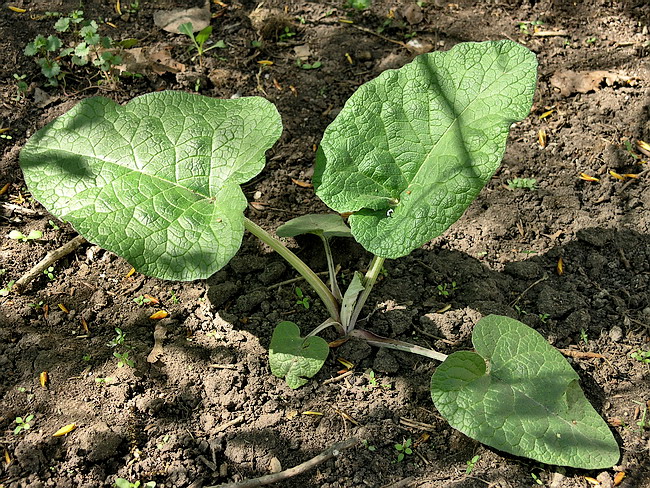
1,1 -> 649,487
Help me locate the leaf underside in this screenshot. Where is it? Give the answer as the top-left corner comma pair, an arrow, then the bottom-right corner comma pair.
314,40 -> 537,258
20,91 -> 282,280
430,315 -> 620,469
275,213 -> 352,239
269,321 -> 329,389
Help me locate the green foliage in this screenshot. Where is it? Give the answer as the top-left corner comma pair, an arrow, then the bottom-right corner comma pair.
14,414 -> 35,435
346,0 -> 372,10
278,26 -> 296,41
178,22 -> 225,60
114,479 -> 156,488
20,92 -> 282,280
107,327 -> 126,348
314,41 -> 537,259
276,214 -> 351,239
269,321 -> 329,389
0,280 -> 15,297
296,60 -> 322,70
436,281 -> 457,297
507,177 -> 538,190
630,349 -> 650,363
13,73 -> 28,101
8,229 -> 43,242
394,438 -> 412,462
17,41 -> 618,468
113,351 -> 134,368
133,295 -> 153,306
466,454 -> 480,474
431,315 -> 620,468
43,266 -> 55,280
24,10 -> 122,86
294,287 -> 310,309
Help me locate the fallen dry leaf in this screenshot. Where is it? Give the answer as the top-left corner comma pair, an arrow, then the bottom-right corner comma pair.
550,70 -> 636,97
291,178 -> 312,188
115,45 -> 185,76
149,310 -> 169,320
153,0 -> 210,33
52,423 -> 77,437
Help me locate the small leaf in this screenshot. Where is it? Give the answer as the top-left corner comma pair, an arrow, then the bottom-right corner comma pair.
39,371 -> 48,388
269,321 -> 329,389
52,423 -> 77,437
276,214 -> 352,239
178,22 -> 194,36
195,26 -> 212,45
340,272 -> 365,329
431,315 -> 620,469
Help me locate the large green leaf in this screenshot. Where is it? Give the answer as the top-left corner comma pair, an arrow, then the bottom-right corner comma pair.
314,40 -> 537,258
20,91 -> 282,280
269,321 -> 329,389
431,315 -> 620,469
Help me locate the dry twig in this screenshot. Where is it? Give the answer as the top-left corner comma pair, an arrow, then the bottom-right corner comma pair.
14,235 -> 87,293
209,437 -> 358,488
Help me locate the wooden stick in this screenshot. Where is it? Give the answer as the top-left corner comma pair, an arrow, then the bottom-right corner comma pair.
209,437 -> 358,488
14,235 -> 87,293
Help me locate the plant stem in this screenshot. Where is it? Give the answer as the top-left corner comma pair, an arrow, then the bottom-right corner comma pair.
307,317 -> 344,337
346,255 -> 385,333
350,328 -> 448,362
320,235 -> 342,301
243,217 -> 340,322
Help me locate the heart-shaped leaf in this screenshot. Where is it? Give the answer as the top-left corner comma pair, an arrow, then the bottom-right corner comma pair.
430,315 -> 620,469
20,91 -> 282,280
276,214 -> 352,239
314,40 -> 537,258
269,321 -> 329,389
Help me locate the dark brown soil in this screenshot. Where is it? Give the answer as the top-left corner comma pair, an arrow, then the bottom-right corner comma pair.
1,1 -> 649,487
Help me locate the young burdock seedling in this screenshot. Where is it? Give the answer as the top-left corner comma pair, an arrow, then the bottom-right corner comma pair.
19,41 -> 620,469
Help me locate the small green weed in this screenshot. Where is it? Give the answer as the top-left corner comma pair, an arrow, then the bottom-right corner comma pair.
518,20 -> 543,35
530,472 -> 544,485
14,414 -> 34,435
437,281 -> 457,297
133,295 -> 153,306
394,438 -> 413,462
43,266 -> 55,280
365,369 -> 392,390
295,287 -> 310,309
0,280 -> 15,297
179,22 -> 225,61
580,328 -> 589,345
538,313 -> 550,323
107,327 -> 126,348
507,177 -> 538,190
113,351 -> 134,368
114,478 -> 156,488
25,10 -> 123,86
630,349 -> 650,364
278,26 -> 296,41
362,439 -> 376,451
296,60 -> 322,70
13,73 -> 28,101
465,454 -> 480,474
8,229 -> 43,242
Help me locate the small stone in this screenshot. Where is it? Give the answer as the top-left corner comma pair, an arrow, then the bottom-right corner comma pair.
608,326 -> 623,342
268,457 -> 282,473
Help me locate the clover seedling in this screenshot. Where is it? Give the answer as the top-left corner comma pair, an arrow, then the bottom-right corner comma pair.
19,40 -> 620,469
